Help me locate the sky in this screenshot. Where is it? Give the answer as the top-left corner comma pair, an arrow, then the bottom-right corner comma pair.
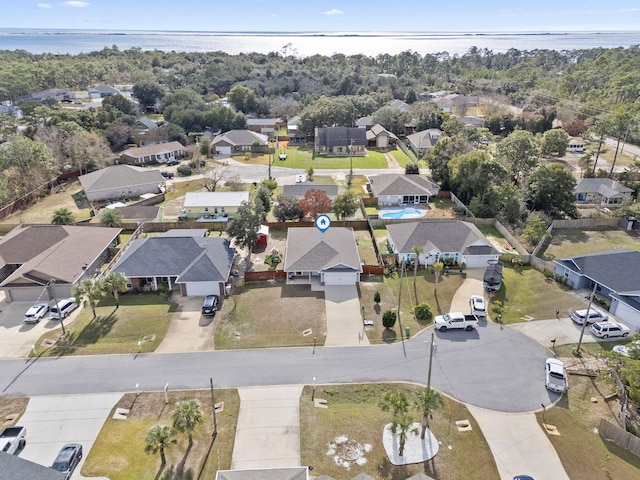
2,0 -> 640,32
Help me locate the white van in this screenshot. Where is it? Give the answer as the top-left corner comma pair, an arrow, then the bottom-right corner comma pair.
570,307 -> 608,325
50,297 -> 78,319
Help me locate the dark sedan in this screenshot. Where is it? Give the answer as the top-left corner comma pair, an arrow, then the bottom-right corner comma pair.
50,443 -> 83,479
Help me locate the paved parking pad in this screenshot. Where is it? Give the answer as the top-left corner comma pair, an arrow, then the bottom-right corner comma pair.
18,393 -> 122,479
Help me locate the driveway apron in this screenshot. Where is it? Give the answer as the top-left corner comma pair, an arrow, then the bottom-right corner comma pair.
467,406 -> 570,480
448,268 -> 484,313
231,385 -> 303,470
155,297 -> 215,353
324,285 -> 370,347
17,393 -> 122,479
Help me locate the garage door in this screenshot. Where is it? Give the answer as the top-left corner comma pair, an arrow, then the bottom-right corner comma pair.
611,300 -> 640,332
464,255 -> 500,269
6,287 -> 50,303
184,282 -> 220,297
323,272 -> 358,286
216,146 -> 232,155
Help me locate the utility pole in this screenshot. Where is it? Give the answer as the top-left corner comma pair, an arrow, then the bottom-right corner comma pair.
576,282 -> 598,356
210,377 -> 217,436
348,138 -> 354,188
49,278 -> 66,336
396,259 -> 405,332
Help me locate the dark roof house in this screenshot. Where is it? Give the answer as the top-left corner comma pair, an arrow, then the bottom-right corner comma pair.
314,127 -> 366,155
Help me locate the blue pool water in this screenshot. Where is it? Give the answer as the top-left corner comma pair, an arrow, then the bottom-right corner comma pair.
379,207 -> 427,219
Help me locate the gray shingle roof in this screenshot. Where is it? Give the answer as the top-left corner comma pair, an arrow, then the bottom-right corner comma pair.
368,174 -> 440,197
79,165 -> 165,194
282,183 -> 338,199
314,127 -> 367,147
0,451 -> 66,480
114,205 -> 159,221
555,248 -> 640,294
211,130 -> 268,147
386,221 -> 498,256
121,141 -> 185,159
407,129 -> 443,148
112,236 -> 233,283
574,178 -> 633,197
284,227 -> 361,273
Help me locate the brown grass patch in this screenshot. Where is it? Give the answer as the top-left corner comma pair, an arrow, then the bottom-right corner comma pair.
0,397 -> 29,426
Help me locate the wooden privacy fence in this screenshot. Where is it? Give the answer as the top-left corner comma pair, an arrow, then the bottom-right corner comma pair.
244,271 -> 286,282
599,418 -> 640,458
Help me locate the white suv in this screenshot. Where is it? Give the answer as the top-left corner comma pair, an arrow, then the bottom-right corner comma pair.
570,307 -> 608,325
590,321 -> 630,339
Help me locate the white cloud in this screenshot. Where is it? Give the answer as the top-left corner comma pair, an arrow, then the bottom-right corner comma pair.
36,3 -> 53,8
61,1 -> 90,7
322,9 -> 344,16
620,8 -> 640,12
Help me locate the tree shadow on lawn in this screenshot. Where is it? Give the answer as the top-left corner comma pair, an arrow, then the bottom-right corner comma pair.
382,328 -> 397,344
376,456 -> 412,480
69,312 -> 119,347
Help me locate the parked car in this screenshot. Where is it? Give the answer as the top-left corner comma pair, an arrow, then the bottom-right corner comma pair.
469,295 -> 486,317
612,340 -> 640,358
545,358 -> 567,393
513,476 -> 534,480
433,312 -> 479,332
590,321 -> 630,339
166,159 -> 180,166
1,425 -> 26,454
201,295 -> 219,315
570,307 -> 608,325
50,297 -> 78,319
160,171 -> 174,179
23,302 -> 50,323
50,443 -> 83,480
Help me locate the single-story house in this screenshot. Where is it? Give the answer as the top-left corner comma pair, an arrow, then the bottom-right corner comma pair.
0,225 -> 121,302
287,116 -> 306,144
246,118 -> 285,135
136,116 -> 159,131
211,130 -> 269,155
368,174 -> 440,206
388,99 -> 411,113
432,97 -> 453,113
182,191 -> 250,219
554,248 -> 640,331
407,129 -> 443,157
386,220 -> 500,268
284,227 -> 362,286
355,116 -> 374,129
114,204 -> 161,222
567,137 -> 586,153
447,93 -> 479,108
79,165 -> 165,202
574,178 -> 634,206
0,451 -> 66,479
366,124 -> 399,149
111,230 -> 234,297
89,85 -> 121,98
314,127 -> 366,155
120,141 -> 185,164
16,88 -> 69,103
282,183 -> 339,200
459,115 -> 484,127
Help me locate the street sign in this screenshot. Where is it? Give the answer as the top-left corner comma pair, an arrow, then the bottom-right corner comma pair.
315,214 -> 331,233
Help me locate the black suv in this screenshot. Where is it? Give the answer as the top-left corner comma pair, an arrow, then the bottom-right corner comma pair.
202,295 -> 219,315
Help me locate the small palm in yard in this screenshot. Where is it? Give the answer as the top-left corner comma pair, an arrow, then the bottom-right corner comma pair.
412,245 -> 423,287
379,390 -> 410,417
412,387 -> 444,438
390,411 -> 418,457
100,208 -> 123,227
172,400 -> 203,446
73,279 -> 105,319
144,424 -> 173,465
102,272 -> 128,308
51,207 -> 75,225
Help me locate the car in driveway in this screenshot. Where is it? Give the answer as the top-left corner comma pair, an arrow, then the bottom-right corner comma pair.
201,295 -> 219,315
545,358 -> 567,393
23,302 -> 50,323
50,443 -> 82,479
166,159 -> 180,166
469,295 -> 486,317
50,297 -> 78,319
570,307 -> 608,325
590,321 -> 630,339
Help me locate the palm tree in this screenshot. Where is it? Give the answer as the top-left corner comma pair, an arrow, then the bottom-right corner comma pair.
100,209 -> 123,227
433,261 -> 444,290
412,245 -> 423,288
412,387 -> 444,439
51,208 -> 75,225
172,400 -> 203,446
379,391 -> 410,417
73,279 -> 104,319
102,272 -> 128,308
390,411 -> 418,457
144,424 -> 173,465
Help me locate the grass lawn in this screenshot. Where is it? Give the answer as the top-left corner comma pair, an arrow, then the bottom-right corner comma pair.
491,265 -> 578,323
390,149 -> 414,167
234,146 -> 388,170
215,283 -> 327,349
35,294 -> 177,356
300,383 -> 499,480
533,367 -> 640,479
359,270 -> 465,344
83,389 -> 239,480
540,229 -> 640,261
355,229 -> 378,264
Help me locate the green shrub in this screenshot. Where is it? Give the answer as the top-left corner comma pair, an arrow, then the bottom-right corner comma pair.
177,164 -> 192,176
374,291 -> 381,304
413,303 -> 433,321
382,310 -> 397,329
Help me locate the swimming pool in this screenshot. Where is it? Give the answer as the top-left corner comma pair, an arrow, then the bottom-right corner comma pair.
379,206 -> 427,219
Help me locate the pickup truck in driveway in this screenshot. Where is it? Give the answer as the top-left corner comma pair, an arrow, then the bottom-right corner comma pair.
434,312 -> 479,332
1,425 -> 26,454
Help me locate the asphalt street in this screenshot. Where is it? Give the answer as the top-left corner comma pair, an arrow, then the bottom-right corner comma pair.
0,323 -> 557,413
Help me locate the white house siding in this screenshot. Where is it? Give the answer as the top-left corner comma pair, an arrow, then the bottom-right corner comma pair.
610,299 -> 640,332
184,282 -> 221,297
86,183 -> 160,202
322,271 -> 359,285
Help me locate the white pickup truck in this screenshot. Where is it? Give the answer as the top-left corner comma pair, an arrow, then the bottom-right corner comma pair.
434,312 -> 479,332
1,425 -> 26,454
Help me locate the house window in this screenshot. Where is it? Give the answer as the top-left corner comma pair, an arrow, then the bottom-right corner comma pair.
221,207 -> 226,213
419,195 -> 428,203
204,207 -> 209,212
564,271 -> 569,278
214,208 -> 218,214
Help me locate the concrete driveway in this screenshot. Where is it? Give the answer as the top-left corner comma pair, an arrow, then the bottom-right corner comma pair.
0,301 -> 80,359
324,285 -> 370,347
510,317 -> 599,346
449,268 -> 485,314
155,296 -> 216,353
18,393 -> 122,479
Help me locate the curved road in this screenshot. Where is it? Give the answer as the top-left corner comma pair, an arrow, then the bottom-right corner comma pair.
0,323 -> 558,413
